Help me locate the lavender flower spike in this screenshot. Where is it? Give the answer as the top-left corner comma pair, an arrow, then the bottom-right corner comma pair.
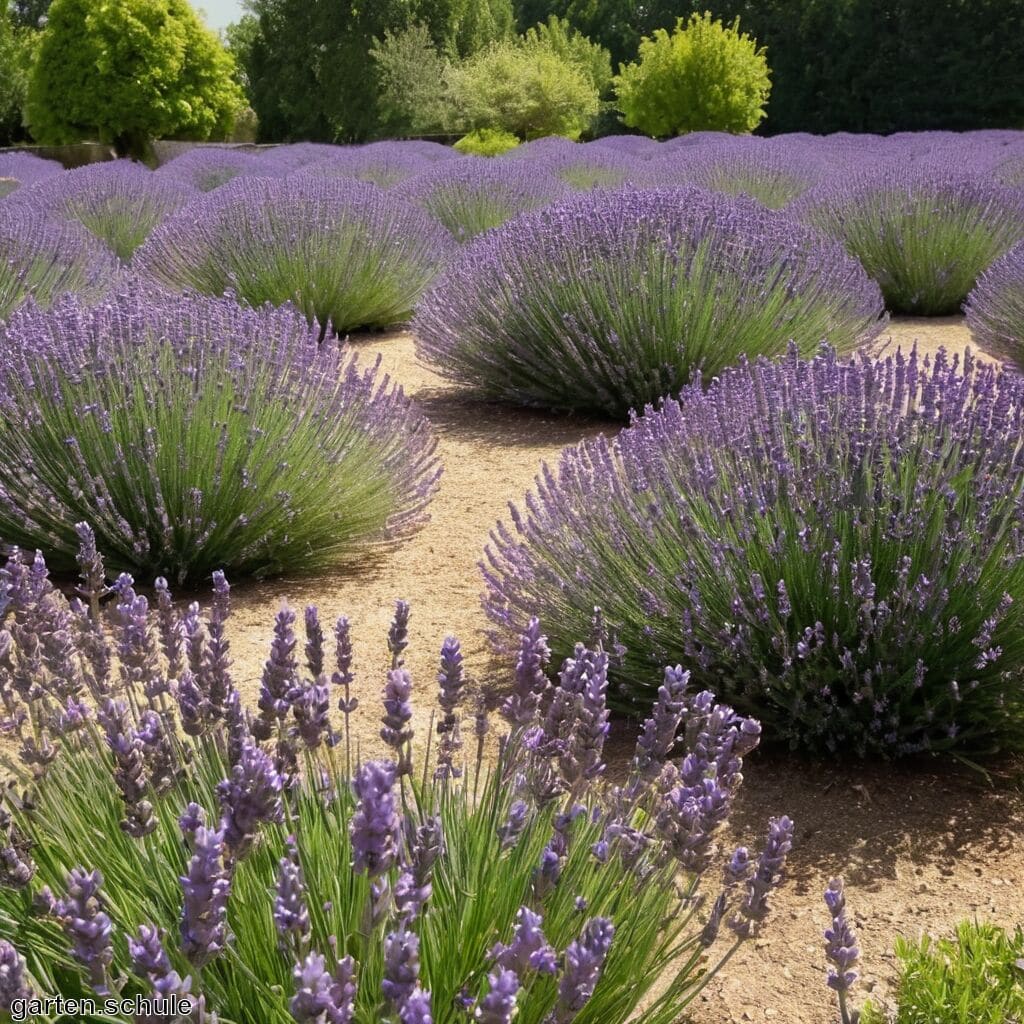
381,667 -> 414,772
216,738 -> 285,858
388,600 -> 411,668
275,839 -> 311,948
254,607 -> 299,741
382,928 -> 421,1010
401,986 -> 433,1024
491,906 -> 558,976
731,816 -> 795,939
350,760 -> 400,878
290,951 -> 357,1024
633,665 -> 690,778
475,968 -> 520,1024
435,635 -> 465,780
54,867 -> 114,995
179,824 -> 231,967
552,918 -> 615,1022
128,923 -> 172,982
824,877 -> 861,1024
501,617 -> 550,727
0,939 -> 31,1008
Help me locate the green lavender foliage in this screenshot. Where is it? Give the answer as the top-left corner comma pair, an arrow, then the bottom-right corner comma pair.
861,922 -> 1024,1024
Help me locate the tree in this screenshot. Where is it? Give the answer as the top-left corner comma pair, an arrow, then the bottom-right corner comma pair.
370,22 -> 455,137
26,0 -> 244,157
416,0 -> 514,58
0,11 -> 36,144
8,0 -> 51,28
614,11 -> 770,137
522,14 -> 612,95
447,36 -> 600,139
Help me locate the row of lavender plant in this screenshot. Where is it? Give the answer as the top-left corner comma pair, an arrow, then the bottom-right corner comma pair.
0,530 -> 793,1022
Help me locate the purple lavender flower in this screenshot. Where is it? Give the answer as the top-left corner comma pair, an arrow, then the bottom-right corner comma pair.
290,951 -> 357,1024
382,928 -> 421,1010
552,918 -> 615,1021
179,824 -> 231,967
395,815 -> 444,921
255,607 -> 299,740
966,239 -> 1024,368
491,906 -> 558,976
824,878 -> 860,1001
293,676 -> 333,749
633,665 -> 690,778
388,600 -> 411,669
434,635 -> 464,781
199,571 -> 232,719
381,668 -> 414,772
96,698 -> 156,838
304,606 -> 325,679
54,867 -> 114,994
497,800 -> 528,851
731,816 -> 795,939
350,760 -> 399,878
475,968 -> 520,1024
275,840 -> 311,947
500,618 -> 550,727
400,986 -> 433,1024
333,616 -> 357,715
216,739 -> 285,858
128,923 -> 173,981
0,939 -> 30,1008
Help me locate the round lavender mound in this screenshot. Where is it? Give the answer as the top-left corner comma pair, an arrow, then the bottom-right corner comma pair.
965,240 -> 1024,368
415,187 -> 886,419
9,160 -> 197,262
394,158 -> 567,242
134,176 -> 455,336
0,206 -> 118,322
0,288 -> 440,582
483,345 -> 1024,757
795,168 -> 1024,315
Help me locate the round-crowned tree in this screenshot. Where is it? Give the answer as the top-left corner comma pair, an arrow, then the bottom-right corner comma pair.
414,187 -> 885,418
614,13 -> 771,138
26,0 -> 245,158
483,346 -> 1024,758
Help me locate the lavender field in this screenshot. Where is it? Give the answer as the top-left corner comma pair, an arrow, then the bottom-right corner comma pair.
0,131 -> 1022,1024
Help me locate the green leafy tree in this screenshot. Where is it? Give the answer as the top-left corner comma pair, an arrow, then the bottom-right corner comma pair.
0,11 -> 36,144
416,0 -> 514,57
614,11 -> 770,137
446,34 -> 600,139
369,22 -> 455,136
26,0 -> 244,158
241,0 -> 414,143
522,14 -> 612,94
8,0 -> 51,28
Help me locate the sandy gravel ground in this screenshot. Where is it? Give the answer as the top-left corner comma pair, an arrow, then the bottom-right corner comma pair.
204,316 -> 1019,1023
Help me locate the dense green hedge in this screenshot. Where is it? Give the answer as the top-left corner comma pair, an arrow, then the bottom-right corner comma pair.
515,0 -> 1024,134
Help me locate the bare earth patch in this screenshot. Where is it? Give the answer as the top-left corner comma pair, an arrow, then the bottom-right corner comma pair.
217,317 -> 1022,1024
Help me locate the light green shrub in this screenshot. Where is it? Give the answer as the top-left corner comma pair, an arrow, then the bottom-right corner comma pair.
614,12 -> 770,138
453,128 -> 521,156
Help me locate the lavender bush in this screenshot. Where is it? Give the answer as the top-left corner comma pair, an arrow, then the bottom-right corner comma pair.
0,536 -> 793,1023
796,169 -> 1024,314
156,147 -> 267,192
9,161 -> 197,261
298,144 -> 435,188
964,241 -> 1024,367
415,187 -> 885,418
394,160 -> 567,243
0,288 -> 440,581
135,176 -> 455,337
650,140 -> 825,208
483,346 -> 1024,757
0,206 -> 117,321
0,152 -> 63,198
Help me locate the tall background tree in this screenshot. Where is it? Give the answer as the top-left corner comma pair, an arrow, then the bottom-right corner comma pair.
26,0 -> 244,157
238,0 -> 514,142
